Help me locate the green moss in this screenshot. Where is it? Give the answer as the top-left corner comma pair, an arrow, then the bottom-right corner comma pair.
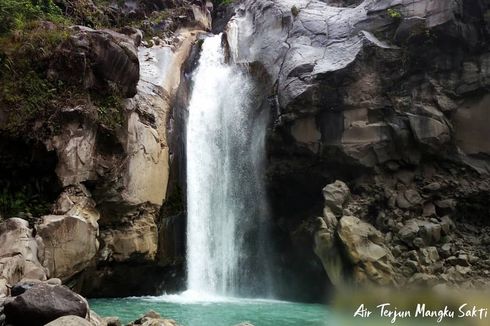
387,8 -> 402,21
291,5 -> 300,17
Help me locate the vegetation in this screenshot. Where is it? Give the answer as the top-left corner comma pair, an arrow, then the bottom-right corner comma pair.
387,8 -> 402,21
0,22 -> 77,135
0,0 -> 127,135
92,91 -> 126,130
215,0 -> 235,5
0,187 -> 51,219
0,0 -> 66,34
291,5 -> 300,17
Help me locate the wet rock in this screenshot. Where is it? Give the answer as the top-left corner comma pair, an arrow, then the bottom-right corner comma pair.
104,316 -> 122,326
4,283 -> 88,326
127,310 -> 179,326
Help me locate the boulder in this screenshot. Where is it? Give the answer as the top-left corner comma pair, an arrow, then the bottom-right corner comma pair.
399,220 -> 420,244
104,316 -> 122,326
36,214 -> 99,281
4,283 -> 88,326
127,310 -> 179,326
313,215 -> 344,287
45,315 -> 92,326
0,218 -> 47,291
337,216 -> 395,286
50,27 -> 139,97
408,115 -> 450,148
322,180 -> 350,215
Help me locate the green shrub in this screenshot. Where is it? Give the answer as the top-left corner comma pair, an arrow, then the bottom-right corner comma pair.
0,0 -> 64,34
0,187 -> 51,218
0,25 -> 72,134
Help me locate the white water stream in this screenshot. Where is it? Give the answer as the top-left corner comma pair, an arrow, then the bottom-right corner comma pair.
185,34 -> 271,298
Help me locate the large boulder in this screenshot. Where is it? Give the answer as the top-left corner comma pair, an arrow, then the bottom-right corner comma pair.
313,215 -> 344,287
45,315 -> 92,326
50,27 -> 140,97
4,283 -> 88,326
337,215 -> 396,286
0,218 -> 47,295
127,310 -> 179,326
36,186 -> 100,282
322,180 -> 350,215
36,214 -> 99,282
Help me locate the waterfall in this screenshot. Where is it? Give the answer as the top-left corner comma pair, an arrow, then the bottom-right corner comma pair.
185,34 -> 271,298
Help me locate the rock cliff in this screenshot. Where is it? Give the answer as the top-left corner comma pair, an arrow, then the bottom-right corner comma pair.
224,0 -> 490,297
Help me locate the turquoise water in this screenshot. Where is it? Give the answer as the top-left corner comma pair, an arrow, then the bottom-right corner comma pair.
89,294 -> 331,326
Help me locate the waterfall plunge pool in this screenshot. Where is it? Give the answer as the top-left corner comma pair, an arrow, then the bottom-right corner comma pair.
89,294 -> 330,325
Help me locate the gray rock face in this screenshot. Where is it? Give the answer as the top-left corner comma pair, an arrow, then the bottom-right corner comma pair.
226,0 -> 490,171
4,283 -> 88,326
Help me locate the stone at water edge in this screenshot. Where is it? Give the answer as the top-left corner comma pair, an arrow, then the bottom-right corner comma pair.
4,283 -> 88,326
104,316 -> 122,326
45,315 -> 92,326
126,310 -> 179,326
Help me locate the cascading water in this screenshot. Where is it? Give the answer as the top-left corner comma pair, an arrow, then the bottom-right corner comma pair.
185,34 -> 271,298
